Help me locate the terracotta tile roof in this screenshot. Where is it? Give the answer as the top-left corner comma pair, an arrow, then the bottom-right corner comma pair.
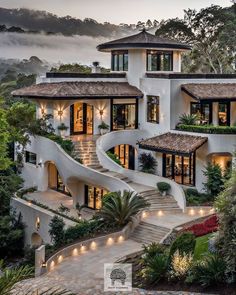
138,132 -> 208,155
97,30 -> 191,52
12,81 -> 143,99
181,83 -> 236,101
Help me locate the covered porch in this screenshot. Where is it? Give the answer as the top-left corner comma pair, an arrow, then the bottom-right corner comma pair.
181,83 -> 236,127
139,132 -> 208,187
12,81 -> 143,137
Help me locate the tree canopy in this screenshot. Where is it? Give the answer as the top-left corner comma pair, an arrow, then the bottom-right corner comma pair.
155,5 -> 236,73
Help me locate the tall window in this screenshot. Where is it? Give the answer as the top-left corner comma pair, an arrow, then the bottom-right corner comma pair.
25,151 -> 37,165
85,185 -> 108,210
163,153 -> 195,186
147,50 -> 173,71
147,96 -> 160,123
111,50 -> 128,71
218,102 -> 230,126
191,102 -> 212,125
111,99 -> 138,130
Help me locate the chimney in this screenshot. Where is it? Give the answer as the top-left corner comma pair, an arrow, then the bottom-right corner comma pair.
92,61 -> 101,73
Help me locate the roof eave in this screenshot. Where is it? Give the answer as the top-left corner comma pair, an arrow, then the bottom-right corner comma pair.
97,43 -> 192,52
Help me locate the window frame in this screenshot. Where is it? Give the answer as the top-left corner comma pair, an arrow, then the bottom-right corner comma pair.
190,102 -> 213,125
147,95 -> 160,124
146,50 -> 173,71
111,50 -> 128,71
25,151 -> 37,165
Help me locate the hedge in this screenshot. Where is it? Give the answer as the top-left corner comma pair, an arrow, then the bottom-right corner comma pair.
176,124 -> 236,134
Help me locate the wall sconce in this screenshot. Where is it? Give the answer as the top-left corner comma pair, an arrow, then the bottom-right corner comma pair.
58,110 -> 63,117
35,217 -> 40,231
99,109 -> 104,117
41,107 -> 45,115
37,161 -> 42,168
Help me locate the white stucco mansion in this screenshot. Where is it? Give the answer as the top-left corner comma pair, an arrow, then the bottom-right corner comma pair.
13,29 -> 236,227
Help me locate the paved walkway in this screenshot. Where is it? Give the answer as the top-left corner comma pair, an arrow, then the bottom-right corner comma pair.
12,238 -> 216,295
26,190 -> 93,220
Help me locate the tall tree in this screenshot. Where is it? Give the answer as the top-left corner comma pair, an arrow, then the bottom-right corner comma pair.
155,5 -> 236,73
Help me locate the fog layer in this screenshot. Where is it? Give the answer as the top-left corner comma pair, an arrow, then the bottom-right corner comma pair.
0,33 -> 111,66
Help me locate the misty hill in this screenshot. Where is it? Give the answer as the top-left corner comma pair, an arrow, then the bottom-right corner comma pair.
0,56 -> 51,80
0,7 -> 136,37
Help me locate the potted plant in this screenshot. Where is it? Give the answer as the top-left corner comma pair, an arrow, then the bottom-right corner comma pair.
98,121 -> 109,135
57,123 -> 69,138
157,182 -> 171,196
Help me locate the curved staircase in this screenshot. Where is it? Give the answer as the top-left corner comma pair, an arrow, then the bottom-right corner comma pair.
72,136 -> 183,245
129,221 -> 170,244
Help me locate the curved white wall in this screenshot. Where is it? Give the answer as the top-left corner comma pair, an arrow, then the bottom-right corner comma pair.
22,136 -> 133,195
96,130 -> 186,210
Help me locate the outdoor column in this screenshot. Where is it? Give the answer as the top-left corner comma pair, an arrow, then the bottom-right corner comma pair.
231,101 -> 236,126
212,102 -> 218,126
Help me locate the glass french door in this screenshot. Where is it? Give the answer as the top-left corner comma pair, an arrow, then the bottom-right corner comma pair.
70,103 -> 93,135
111,144 -> 135,170
84,185 -> 108,210
163,153 -> 195,186
218,102 -> 230,126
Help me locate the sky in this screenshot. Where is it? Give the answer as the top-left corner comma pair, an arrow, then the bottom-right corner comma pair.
0,0 -> 231,24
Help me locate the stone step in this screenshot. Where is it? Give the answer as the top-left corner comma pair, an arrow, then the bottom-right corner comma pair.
130,222 -> 170,244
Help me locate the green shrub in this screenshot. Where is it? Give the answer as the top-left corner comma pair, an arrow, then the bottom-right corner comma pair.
48,216 -> 65,247
138,152 -> 157,174
203,163 -> 224,198
64,220 -> 91,243
176,124 -> 236,134
169,232 -> 196,258
157,182 -> 171,193
185,188 -> 199,198
98,121 -> 109,130
179,114 -> 198,125
106,151 -> 123,166
47,134 -> 74,155
188,254 -> 226,286
142,243 -> 166,263
140,254 -> 168,284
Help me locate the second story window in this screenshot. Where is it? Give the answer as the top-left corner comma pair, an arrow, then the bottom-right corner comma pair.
147,50 -> 173,71
147,96 -> 160,124
111,50 -> 128,71
25,151 -> 37,165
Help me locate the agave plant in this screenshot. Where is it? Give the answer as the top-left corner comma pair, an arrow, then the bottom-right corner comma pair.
97,191 -> 150,226
0,260 -> 75,295
179,113 -> 198,125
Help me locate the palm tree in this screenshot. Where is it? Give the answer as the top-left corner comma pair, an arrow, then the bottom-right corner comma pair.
0,260 -> 75,295
97,191 -> 150,227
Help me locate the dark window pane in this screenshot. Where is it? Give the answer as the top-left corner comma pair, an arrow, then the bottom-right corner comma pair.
147,96 -> 159,123
111,50 -> 128,71
25,151 -> 37,165
147,50 -> 173,71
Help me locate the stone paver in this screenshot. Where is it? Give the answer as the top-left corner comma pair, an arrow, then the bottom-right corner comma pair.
143,210 -> 211,229
12,239 -> 216,295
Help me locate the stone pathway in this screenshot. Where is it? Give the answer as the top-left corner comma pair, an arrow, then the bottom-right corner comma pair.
12,239 -> 216,295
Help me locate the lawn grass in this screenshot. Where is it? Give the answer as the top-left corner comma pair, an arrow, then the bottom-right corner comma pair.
194,233 -> 212,260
